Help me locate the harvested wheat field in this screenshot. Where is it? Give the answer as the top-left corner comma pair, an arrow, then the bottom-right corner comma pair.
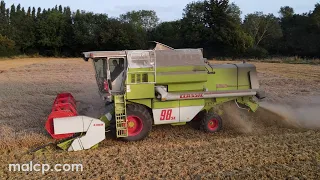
0,58 -> 320,179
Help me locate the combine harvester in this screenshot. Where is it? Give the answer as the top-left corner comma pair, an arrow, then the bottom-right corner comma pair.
44,42 -> 265,151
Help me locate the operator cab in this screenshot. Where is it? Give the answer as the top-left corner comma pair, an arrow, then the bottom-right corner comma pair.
83,51 -> 127,101
83,49 -> 159,102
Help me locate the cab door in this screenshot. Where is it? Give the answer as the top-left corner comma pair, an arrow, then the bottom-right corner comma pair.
107,57 -> 127,93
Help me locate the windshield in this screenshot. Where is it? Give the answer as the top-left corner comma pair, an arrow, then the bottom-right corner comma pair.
92,57 -> 126,94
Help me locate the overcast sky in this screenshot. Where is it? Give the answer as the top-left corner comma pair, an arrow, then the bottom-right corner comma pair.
4,0 -> 319,22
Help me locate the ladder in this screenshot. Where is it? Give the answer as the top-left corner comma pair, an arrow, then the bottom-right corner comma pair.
114,94 -> 128,137
126,51 -> 157,85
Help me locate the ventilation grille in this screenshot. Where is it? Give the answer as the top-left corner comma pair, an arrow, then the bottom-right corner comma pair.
130,73 -> 148,83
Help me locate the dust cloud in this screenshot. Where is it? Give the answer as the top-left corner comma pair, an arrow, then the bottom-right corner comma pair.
260,102 -> 320,130
220,96 -> 320,133
221,102 -> 254,133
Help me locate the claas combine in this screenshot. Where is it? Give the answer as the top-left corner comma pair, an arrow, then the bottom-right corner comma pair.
44,42 -> 265,151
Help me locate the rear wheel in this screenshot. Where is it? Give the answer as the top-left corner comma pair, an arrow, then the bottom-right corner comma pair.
189,110 -> 206,130
200,111 -> 222,133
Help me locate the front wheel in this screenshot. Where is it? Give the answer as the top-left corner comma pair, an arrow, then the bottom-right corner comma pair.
110,104 -> 153,141
200,111 -> 222,133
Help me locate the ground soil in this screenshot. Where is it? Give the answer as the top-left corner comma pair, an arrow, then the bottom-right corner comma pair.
0,58 -> 319,179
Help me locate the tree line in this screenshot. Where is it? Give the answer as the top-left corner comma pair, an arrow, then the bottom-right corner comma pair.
0,0 -> 319,59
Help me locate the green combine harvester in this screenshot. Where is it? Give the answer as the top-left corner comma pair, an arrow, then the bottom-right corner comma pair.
44,42 -> 265,151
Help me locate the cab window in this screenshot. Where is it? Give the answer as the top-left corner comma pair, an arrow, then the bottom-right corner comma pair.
109,58 -> 125,81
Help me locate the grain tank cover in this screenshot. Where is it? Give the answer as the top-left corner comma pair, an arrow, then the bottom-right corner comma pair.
155,49 -> 205,67
127,48 -> 205,69
127,50 -> 155,69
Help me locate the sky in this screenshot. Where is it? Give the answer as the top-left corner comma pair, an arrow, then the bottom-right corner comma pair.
4,0 -> 320,22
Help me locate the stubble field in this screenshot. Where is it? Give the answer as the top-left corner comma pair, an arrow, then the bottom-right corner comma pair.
0,58 -> 320,179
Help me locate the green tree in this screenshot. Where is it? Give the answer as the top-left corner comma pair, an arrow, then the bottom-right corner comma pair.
278,4 -> 320,57
0,1 -> 11,35
0,1 -> 5,14
227,2 -> 242,23
32,7 -> 36,19
180,1 -> 207,48
8,3 -> 36,53
72,11 -> 109,52
181,0 -> 252,57
36,7 -> 41,17
99,18 -> 145,50
279,6 -> 294,19
149,20 -> 182,48
0,1 -> 5,20
59,5 -> 63,13
37,10 -> 67,56
0,0 -> 7,34
311,3 -> 320,28
243,12 -> 282,47
27,7 -> 31,16
16,4 -> 21,12
120,10 -> 159,30
1,0 -> 319,58
0,34 -> 16,56
61,6 -> 75,56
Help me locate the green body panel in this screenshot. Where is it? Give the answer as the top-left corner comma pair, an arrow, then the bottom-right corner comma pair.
171,122 -> 187,126
57,138 -> 76,151
155,66 -> 207,84
126,63 -> 257,114
213,68 -> 237,91
126,63 -> 254,104
156,72 -> 207,84
205,74 -> 217,91
204,97 -> 238,111
237,64 -> 253,90
203,96 -> 259,113
204,64 -> 252,92
205,69 -> 238,91
168,82 -> 205,92
236,96 -> 259,112
100,115 -> 111,125
128,99 -> 152,108
126,84 -> 154,99
127,66 -> 208,85
128,67 -> 154,72
156,66 -> 205,73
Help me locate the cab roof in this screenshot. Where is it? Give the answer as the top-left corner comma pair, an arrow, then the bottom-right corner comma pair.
83,42 -> 205,68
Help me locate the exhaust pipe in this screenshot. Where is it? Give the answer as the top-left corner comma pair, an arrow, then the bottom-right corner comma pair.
155,86 -> 257,101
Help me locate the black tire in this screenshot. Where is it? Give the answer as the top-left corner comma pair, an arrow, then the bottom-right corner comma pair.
200,111 -> 222,133
189,110 -> 206,130
110,103 -> 153,141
